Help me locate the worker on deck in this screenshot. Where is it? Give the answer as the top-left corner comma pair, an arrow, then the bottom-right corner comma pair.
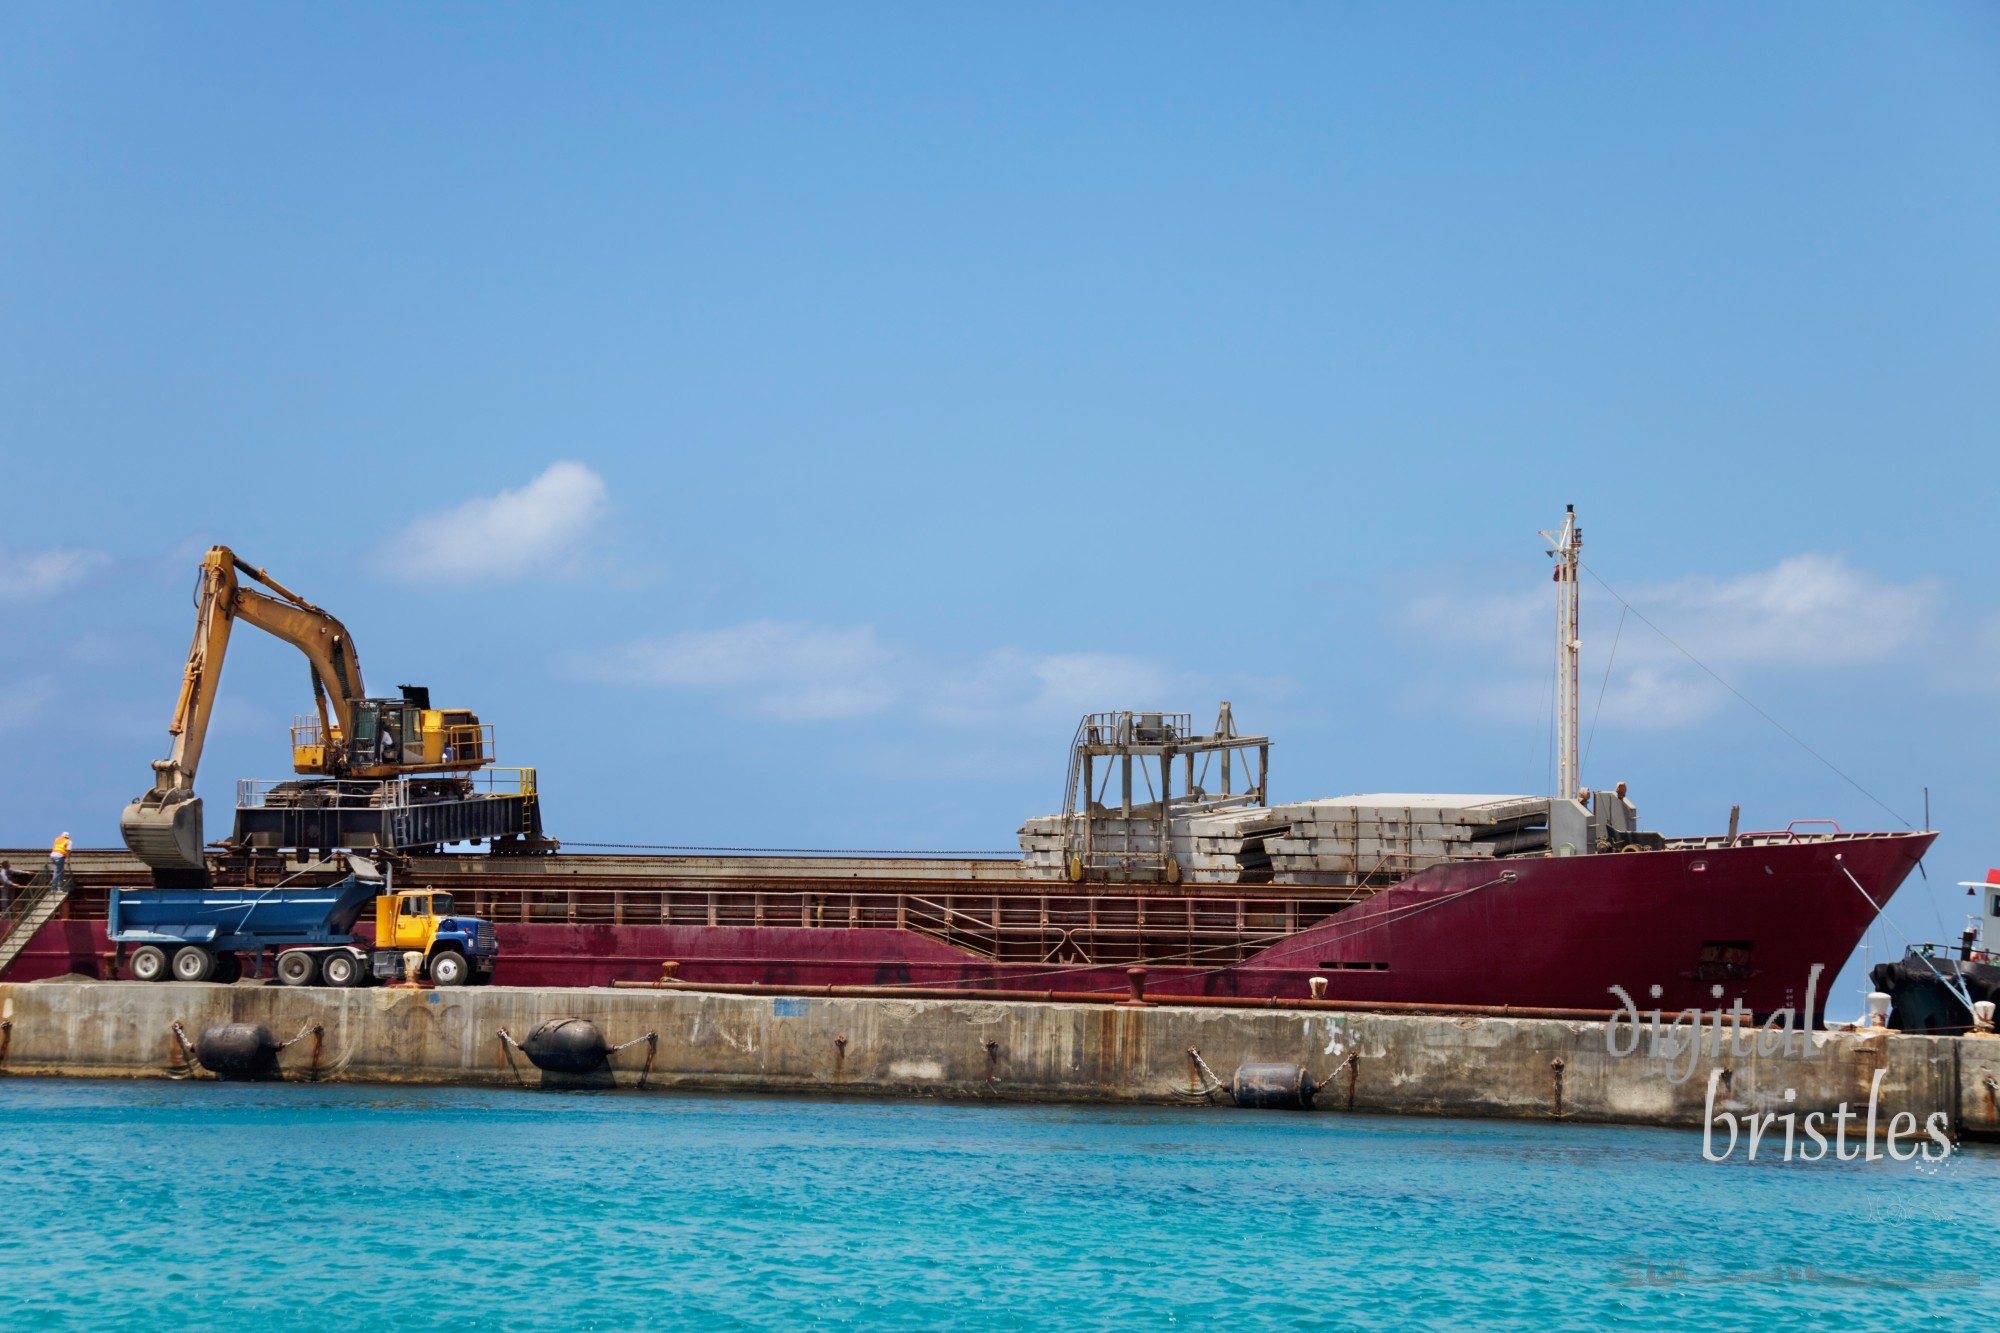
49,832 -> 71,883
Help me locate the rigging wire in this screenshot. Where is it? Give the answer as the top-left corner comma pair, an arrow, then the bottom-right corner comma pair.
1838,859 -> 1975,1016
1581,604 -> 1627,775
1578,560 -> 1911,829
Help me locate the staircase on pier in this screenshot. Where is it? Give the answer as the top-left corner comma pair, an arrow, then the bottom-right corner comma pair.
0,867 -> 71,979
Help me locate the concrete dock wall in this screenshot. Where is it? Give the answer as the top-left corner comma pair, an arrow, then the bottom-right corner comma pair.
3,982 -> 1997,1138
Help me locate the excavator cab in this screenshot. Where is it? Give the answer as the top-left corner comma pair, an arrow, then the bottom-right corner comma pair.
337,688 -> 490,776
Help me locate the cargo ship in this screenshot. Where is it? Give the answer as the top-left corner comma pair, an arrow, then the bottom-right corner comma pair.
0,509 -> 1933,1015
1,823 -> 1929,1018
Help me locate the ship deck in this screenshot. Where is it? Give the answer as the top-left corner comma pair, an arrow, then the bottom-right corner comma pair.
2,829 -> 1922,977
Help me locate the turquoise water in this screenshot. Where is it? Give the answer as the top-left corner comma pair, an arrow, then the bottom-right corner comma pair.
0,1080 -> 1990,1331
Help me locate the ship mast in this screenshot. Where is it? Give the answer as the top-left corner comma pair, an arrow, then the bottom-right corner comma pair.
1540,505 -> 1581,802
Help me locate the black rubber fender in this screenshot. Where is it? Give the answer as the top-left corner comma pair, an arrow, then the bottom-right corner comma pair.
521,1018 -> 609,1075
1230,1062 -> 1316,1110
195,1023 -> 282,1081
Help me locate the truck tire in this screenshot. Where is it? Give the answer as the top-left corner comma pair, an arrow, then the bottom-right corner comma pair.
129,945 -> 170,983
428,950 -> 469,987
321,952 -> 362,988
212,952 -> 243,984
276,951 -> 321,987
172,946 -> 216,983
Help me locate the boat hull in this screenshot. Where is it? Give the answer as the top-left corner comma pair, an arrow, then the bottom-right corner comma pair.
3,833 -> 1931,1015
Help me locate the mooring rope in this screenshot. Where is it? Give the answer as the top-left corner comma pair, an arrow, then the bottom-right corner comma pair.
1838,858 -> 1977,1017
1175,1045 -> 1228,1101
607,1031 -> 659,1090
167,1021 -> 198,1080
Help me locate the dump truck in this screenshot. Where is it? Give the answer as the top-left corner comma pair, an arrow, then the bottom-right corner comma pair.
109,860 -> 499,987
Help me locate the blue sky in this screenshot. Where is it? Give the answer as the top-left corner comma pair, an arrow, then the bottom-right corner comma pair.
2,4 -> 1995,1002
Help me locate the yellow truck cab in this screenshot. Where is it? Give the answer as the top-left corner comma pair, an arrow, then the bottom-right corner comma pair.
371,889 -> 498,986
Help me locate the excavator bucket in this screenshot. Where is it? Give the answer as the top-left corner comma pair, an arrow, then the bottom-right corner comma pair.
120,788 -> 207,872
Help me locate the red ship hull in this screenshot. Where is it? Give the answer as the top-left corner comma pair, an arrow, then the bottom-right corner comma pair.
4,832 -> 1932,1015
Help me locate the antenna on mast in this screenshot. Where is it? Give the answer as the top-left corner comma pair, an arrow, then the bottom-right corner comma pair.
1539,505 -> 1581,802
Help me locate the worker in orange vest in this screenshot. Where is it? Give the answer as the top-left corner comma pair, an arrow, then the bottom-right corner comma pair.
49,832 -> 71,881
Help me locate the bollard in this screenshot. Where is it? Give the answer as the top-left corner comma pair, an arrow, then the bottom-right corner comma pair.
1973,1000 -> 1996,1035
1865,991 -> 1892,1030
1309,976 -> 1328,1000
1116,967 -> 1153,1008
660,961 -> 682,984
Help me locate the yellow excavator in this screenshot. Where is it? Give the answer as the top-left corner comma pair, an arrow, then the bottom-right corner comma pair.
121,546 -> 502,874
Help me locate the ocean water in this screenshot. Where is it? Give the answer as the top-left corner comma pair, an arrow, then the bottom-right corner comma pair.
0,1080 -> 1989,1331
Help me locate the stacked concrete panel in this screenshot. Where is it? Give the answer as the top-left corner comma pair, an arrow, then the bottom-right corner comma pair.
1017,805 -> 1280,882
1264,794 -> 1548,885
1178,807 -> 1289,882
1008,804 -> 1176,876
1019,793 -> 1550,886
1017,810 -> 1193,878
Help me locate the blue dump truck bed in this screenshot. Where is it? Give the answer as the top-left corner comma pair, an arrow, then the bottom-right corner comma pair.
109,875 -> 382,949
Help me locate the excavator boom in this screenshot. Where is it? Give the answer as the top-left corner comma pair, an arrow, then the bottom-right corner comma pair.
121,547 -> 366,874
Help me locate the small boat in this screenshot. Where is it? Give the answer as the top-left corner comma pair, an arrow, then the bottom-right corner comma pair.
1869,868 -> 2000,1031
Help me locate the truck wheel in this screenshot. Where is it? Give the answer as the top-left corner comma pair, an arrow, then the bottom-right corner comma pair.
129,945 -> 169,983
320,953 -> 361,988
276,951 -> 321,987
428,950 -> 469,987
212,952 -> 243,984
171,947 -> 216,983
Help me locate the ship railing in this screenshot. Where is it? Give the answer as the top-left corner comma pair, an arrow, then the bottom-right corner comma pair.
236,768 -> 538,811
1905,940 -> 1993,962
1071,711 -> 1197,748
0,865 -> 55,945
1668,828 -> 1888,850
419,881 -> 1352,968
462,767 -> 537,799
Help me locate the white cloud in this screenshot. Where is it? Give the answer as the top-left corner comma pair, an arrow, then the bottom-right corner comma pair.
578,621 -> 1177,725
1632,555 -> 1936,667
379,461 -> 608,582
1404,554 -> 1938,728
0,548 -> 110,600
596,621 -> 900,720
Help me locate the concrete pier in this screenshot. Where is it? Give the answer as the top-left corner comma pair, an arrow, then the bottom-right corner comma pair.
3,981 -> 1997,1139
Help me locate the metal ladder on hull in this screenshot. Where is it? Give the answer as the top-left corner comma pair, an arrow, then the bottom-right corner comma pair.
0,867 -> 72,980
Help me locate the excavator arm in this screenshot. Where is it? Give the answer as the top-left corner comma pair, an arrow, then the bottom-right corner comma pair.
231,583 -> 366,757
122,547 -> 367,873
